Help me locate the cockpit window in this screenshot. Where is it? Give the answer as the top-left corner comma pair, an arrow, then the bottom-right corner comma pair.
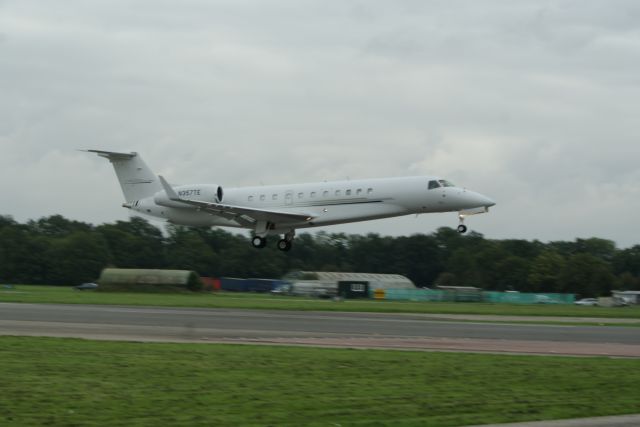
438,179 -> 455,187
428,180 -> 441,190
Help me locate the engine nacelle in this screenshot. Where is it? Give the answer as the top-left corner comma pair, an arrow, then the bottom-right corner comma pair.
153,184 -> 223,208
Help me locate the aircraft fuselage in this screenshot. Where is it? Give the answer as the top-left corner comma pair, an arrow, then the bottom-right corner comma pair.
132,175 -> 494,231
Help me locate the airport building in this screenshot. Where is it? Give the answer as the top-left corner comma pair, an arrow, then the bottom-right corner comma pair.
97,268 -> 203,292
282,271 -> 415,298
612,290 -> 640,305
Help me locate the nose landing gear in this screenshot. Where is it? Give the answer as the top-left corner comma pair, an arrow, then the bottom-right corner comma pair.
457,214 -> 468,234
456,206 -> 491,234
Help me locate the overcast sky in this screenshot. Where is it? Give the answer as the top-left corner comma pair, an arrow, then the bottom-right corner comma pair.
1,0 -> 639,247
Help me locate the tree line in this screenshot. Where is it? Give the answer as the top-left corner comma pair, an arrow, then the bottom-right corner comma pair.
1,214 -> 639,297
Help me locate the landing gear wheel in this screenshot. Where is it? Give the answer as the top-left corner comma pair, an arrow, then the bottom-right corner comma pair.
251,236 -> 267,249
277,239 -> 292,252
457,224 -> 468,234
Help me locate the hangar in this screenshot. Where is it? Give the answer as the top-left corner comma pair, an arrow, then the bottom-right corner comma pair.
612,290 -> 640,305
97,268 -> 203,292
282,271 -> 415,298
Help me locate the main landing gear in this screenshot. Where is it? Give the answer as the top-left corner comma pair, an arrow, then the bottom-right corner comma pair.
251,230 -> 295,252
251,236 -> 267,248
276,239 -> 292,252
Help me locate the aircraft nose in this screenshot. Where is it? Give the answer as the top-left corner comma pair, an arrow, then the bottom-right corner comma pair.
484,196 -> 496,208
468,191 -> 496,208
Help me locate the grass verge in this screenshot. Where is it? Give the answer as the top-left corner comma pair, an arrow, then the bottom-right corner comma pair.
2,285 -> 640,320
1,336 -> 639,427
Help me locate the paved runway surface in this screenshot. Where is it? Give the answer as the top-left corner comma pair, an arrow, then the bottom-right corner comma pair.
468,413 -> 640,427
1,303 -> 639,356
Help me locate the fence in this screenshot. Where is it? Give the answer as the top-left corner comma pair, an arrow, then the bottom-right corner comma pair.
372,289 -> 575,304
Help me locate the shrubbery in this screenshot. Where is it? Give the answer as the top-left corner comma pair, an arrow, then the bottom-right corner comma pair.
1,214 -> 639,297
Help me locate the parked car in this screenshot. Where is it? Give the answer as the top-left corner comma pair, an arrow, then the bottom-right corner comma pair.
613,296 -> 632,307
534,295 -> 558,304
271,283 -> 291,295
574,298 -> 598,306
74,282 -> 98,290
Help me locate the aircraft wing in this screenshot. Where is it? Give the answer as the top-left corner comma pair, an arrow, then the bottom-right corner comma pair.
158,176 -> 314,225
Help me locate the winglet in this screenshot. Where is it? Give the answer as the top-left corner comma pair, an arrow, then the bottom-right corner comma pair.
158,175 -> 181,201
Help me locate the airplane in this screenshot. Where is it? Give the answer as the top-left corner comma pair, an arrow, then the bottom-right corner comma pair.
85,149 -> 495,251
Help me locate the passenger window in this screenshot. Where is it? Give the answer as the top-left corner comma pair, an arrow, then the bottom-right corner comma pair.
260,194 -> 265,201
356,189 -> 362,195
367,188 -> 373,194
248,195 -> 254,202
323,190 -> 329,197
428,180 -> 440,190
298,192 -> 304,199
346,189 -> 351,196
272,194 -> 278,200
310,192 -> 316,198
335,190 -> 341,196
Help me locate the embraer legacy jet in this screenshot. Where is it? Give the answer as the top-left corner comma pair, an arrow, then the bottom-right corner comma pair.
85,150 -> 495,251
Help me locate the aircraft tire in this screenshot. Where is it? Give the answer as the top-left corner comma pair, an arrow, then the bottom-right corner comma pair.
277,239 -> 292,252
252,236 -> 267,248
457,225 -> 468,234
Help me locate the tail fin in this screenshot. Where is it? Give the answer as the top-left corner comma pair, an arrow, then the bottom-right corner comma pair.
84,150 -> 162,202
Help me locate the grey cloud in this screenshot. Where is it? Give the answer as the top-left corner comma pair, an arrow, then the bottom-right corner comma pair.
1,0 -> 639,246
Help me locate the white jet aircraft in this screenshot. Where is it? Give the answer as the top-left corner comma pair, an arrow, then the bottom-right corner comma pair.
85,150 -> 495,251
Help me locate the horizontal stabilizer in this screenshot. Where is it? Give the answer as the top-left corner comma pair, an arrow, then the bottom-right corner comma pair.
80,149 -> 136,160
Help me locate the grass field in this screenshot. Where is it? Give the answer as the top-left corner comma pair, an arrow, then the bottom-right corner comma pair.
2,285 -> 640,320
1,336 -> 639,427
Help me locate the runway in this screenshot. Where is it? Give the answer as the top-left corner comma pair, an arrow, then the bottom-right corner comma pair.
1,302 -> 639,356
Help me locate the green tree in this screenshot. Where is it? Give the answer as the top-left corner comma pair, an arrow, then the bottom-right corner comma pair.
473,243 -> 510,290
348,233 -> 395,274
96,218 -> 165,268
494,256 -> 530,291
527,251 -> 566,293
433,272 -> 457,287
618,272 -> 640,291
548,238 -> 616,262
165,226 -> 219,276
0,227 -> 49,283
573,238 -> 617,262
0,215 -> 18,229
45,231 -> 110,285
446,247 -> 482,287
498,239 -> 544,259
386,234 -> 443,287
559,253 -> 616,297
27,215 -> 93,237
613,245 -> 640,276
